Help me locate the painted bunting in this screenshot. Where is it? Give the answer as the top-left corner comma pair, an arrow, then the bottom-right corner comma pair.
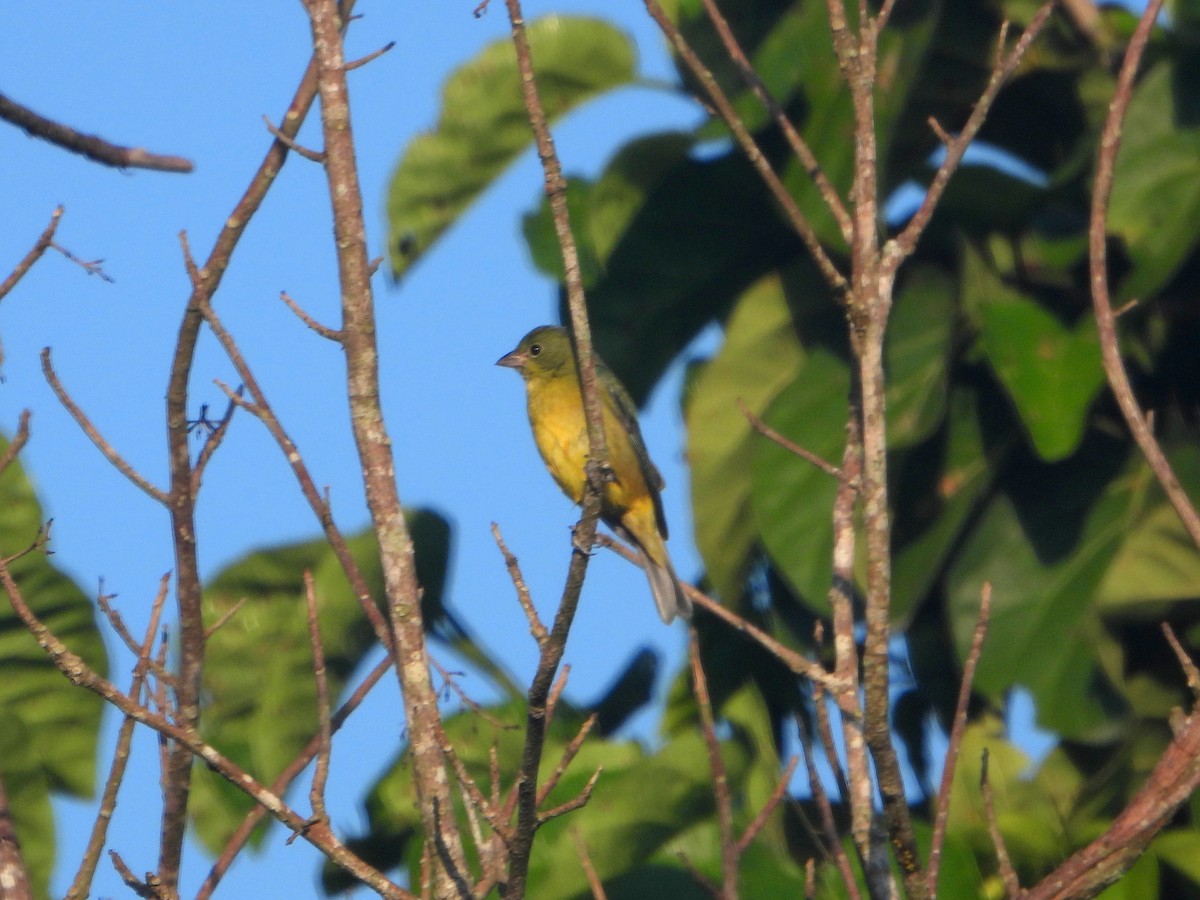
497,326 -> 692,624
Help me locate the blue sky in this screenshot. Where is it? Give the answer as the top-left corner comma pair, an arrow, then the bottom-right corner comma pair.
1,2 -> 707,896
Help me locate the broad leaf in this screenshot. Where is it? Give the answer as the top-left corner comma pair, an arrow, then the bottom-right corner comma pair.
387,16 -> 636,277
0,435 -> 107,898
1109,63 -> 1200,300
967,247 -> 1105,461
945,434 -> 1139,738
189,513 -> 451,853
885,265 -> 955,448
686,275 -> 805,603
750,349 -> 850,615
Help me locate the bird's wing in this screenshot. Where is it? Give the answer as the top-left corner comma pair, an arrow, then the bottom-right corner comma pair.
597,356 -> 670,540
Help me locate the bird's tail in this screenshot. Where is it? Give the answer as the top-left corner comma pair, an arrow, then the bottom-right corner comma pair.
643,550 -> 692,624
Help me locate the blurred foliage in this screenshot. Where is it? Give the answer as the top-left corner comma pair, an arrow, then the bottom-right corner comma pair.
12,1 -> 1200,897
386,0 -> 1200,894
0,433 -> 108,899
125,0 -> 1200,896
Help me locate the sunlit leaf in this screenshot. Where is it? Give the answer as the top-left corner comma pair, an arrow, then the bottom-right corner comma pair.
750,349 -> 850,615
189,513 -> 451,854
966,247 -> 1105,461
1109,63 -> 1200,300
946,435 -> 1140,738
686,275 -> 805,602
386,16 -> 637,277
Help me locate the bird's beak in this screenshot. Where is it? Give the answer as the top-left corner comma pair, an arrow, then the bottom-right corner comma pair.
495,349 -> 526,369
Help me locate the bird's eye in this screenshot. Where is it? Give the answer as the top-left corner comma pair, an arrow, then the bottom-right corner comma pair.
530,343 -> 542,356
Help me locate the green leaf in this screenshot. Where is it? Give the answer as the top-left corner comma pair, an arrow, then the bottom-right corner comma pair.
750,349 -> 850,615
967,248 -> 1105,461
0,434 -> 107,899
561,141 -> 806,404
523,133 -> 696,287
885,265 -> 955,448
386,16 -> 637,277
189,512 -> 451,854
892,387 -> 995,620
0,718 -> 54,900
1153,828 -> 1200,886
945,436 -> 1140,738
686,275 -> 805,602
1108,63 -> 1200,300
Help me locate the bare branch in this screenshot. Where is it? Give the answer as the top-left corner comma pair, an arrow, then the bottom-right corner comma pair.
0,558 -> 411,899
0,207 -> 63,304
739,399 -> 846,481
886,4 -> 1058,269
573,829 -> 608,900
1087,0 -> 1200,550
981,750 -> 1021,897
303,570 -> 333,823
0,92 -> 194,173
280,290 -> 343,341
492,522 -> 547,645
697,0 -> 853,244
928,582 -> 992,894
262,116 -> 326,162
736,755 -> 800,853
642,0 -> 848,295
344,41 -> 397,72
41,348 -> 168,504
0,411 -> 32,480
689,633 -> 738,899
198,655 -> 394,897
66,575 -> 170,900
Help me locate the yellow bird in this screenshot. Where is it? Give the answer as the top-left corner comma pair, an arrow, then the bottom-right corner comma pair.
497,326 -> 691,624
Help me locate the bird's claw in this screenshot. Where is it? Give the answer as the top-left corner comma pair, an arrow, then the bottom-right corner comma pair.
586,458 -> 618,486
570,525 -> 597,556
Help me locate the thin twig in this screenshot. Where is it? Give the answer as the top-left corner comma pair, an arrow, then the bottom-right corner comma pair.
797,714 -> 861,899
191,389 -> 242,492
280,290 -> 343,341
690,632 -> 738,900
66,575 -> 170,900
262,116 -> 325,162
573,829 -> 608,900
536,767 -> 601,825
885,3 -> 1058,271
739,399 -> 846,480
643,0 -> 848,295
41,349 -> 168,503
1088,0 -> 1200,550
536,713 -> 597,807
697,0 -> 852,244
49,242 -> 114,283
303,570 -> 333,822
736,755 -> 800,853
0,207 -> 63,303
1162,624 -> 1200,696
203,597 -> 247,640
597,534 -> 845,694
0,411 -> 32,480
981,750 -> 1021,897
492,522 -> 547,645
0,92 -> 194,173
928,582 -> 993,895
344,41 -> 396,72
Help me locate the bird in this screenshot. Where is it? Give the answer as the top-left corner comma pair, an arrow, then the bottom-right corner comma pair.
497,325 -> 691,624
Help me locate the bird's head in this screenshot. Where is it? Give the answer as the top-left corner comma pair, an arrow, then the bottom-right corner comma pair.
496,326 -> 574,380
